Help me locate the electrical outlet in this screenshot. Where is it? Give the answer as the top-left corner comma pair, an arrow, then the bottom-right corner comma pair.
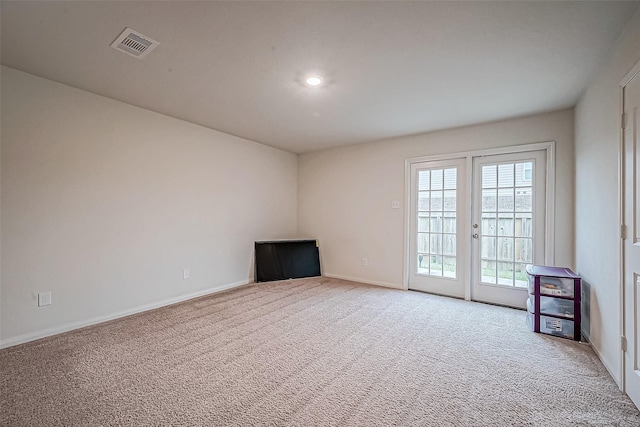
362,258 -> 368,267
38,291 -> 52,307
391,200 -> 400,209
183,268 -> 190,279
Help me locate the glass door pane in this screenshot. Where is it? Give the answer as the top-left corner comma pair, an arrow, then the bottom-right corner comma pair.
479,162 -> 533,287
416,167 -> 457,278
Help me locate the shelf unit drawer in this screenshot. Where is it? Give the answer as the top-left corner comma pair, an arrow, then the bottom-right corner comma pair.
527,313 -> 576,340
527,295 -> 575,319
526,274 -> 576,298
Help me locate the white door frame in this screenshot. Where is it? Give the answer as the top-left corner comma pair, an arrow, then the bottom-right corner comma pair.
620,59 -> 640,403
404,142 -> 556,298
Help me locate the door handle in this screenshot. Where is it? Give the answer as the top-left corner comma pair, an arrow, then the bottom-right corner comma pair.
473,233 -> 479,239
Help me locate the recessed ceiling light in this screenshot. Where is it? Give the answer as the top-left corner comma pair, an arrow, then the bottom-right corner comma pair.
305,75 -> 323,87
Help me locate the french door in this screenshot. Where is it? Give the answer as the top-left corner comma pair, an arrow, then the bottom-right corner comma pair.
471,151 -> 547,308
408,149 -> 548,308
408,158 -> 468,297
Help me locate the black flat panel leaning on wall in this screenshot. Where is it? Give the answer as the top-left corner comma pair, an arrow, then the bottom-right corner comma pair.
255,240 -> 321,282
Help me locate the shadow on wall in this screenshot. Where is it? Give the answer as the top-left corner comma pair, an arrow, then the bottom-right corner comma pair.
581,279 -> 591,342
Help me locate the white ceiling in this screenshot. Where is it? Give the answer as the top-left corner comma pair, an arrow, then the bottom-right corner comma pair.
1,1 -> 638,154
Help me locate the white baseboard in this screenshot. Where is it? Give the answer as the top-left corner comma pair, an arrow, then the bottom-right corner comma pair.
323,273 -> 405,290
0,279 -> 250,349
588,339 -> 622,390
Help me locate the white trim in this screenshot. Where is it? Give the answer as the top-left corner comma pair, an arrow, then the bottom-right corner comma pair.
0,279 -> 250,349
621,60 -> 640,87
620,82 -> 627,393
324,273 -> 404,290
404,161 -> 413,290
545,142 -> 556,265
464,155 -> 474,301
591,338 -> 623,389
406,141 -> 555,165
404,141 -> 556,301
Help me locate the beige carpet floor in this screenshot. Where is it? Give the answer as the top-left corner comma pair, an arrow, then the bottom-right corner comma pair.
1,277 -> 639,426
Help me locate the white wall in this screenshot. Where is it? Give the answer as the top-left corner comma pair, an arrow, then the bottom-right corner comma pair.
298,109 -> 575,288
0,66 -> 298,347
575,9 -> 640,386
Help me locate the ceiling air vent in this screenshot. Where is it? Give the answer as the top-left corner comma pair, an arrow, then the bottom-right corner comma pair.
110,28 -> 159,59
